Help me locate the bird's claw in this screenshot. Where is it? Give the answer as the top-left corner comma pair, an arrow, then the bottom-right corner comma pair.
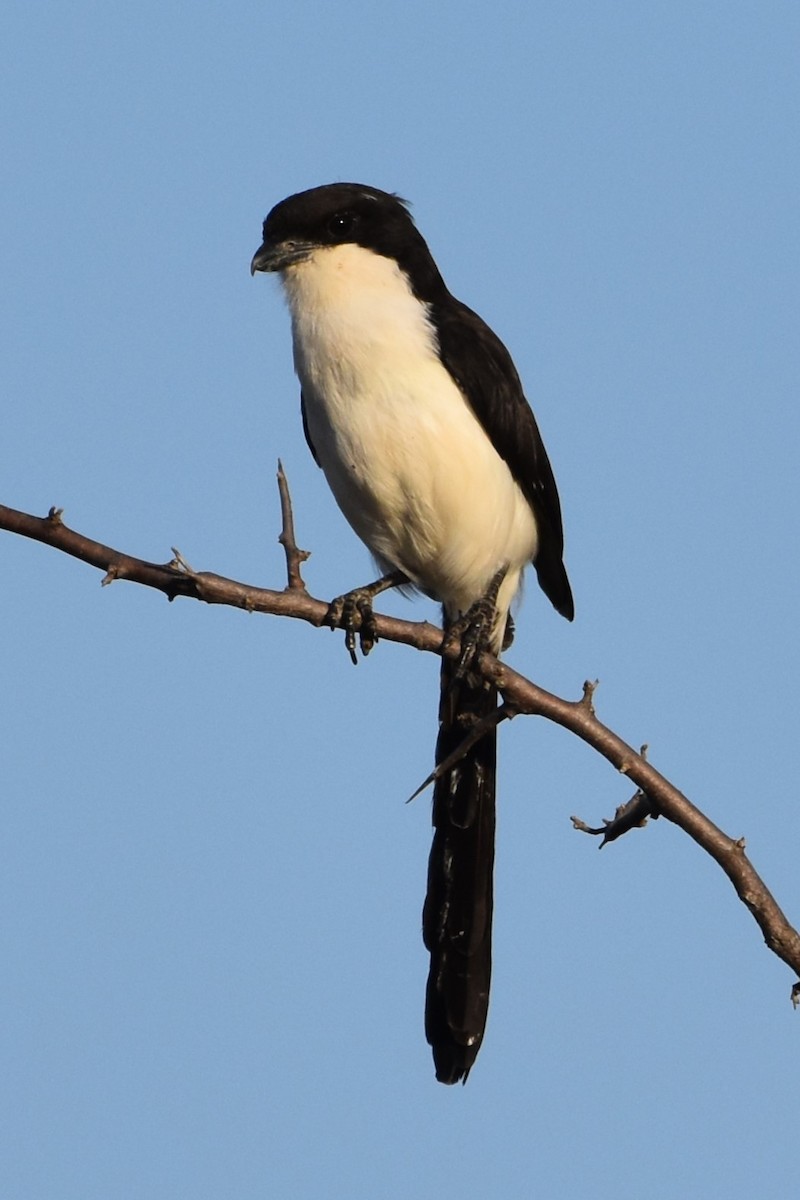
443,567 -> 508,681
326,590 -> 379,664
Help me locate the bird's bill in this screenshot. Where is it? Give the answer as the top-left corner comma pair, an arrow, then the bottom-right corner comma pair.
250,239 -> 316,275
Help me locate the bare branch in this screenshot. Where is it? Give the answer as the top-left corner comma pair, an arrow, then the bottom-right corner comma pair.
276,460 -> 310,591
2,494 -> 799,998
484,665 -> 800,990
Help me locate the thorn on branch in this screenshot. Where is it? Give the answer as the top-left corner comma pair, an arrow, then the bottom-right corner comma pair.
277,460 -> 310,592
156,548 -> 200,602
406,703 -> 516,803
47,506 -> 64,525
571,788 -> 660,847
619,745 -> 650,779
169,548 -> 196,575
580,679 -> 598,713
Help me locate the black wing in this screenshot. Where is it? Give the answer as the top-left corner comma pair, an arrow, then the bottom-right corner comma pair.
432,298 -> 574,621
300,391 -> 320,465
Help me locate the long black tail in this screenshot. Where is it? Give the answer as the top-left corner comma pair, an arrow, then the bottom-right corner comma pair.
422,652 -> 497,1084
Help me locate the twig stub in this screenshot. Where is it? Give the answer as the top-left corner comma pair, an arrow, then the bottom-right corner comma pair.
276,461 -> 310,592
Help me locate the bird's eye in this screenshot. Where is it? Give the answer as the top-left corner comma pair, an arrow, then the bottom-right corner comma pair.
327,212 -> 356,237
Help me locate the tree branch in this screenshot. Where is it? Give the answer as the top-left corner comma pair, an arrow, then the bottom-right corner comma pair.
2,483 -> 799,999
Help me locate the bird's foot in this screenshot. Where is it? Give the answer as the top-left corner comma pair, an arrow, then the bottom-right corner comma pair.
326,589 -> 379,664
325,570 -> 407,664
443,566 -> 509,680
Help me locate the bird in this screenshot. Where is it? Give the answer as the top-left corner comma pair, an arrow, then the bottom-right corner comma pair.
251,183 -> 573,1084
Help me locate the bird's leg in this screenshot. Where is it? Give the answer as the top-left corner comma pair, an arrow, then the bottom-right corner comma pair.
443,566 -> 509,682
325,569 -> 408,664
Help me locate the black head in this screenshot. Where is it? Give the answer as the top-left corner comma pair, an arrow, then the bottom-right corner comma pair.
250,183 -> 448,302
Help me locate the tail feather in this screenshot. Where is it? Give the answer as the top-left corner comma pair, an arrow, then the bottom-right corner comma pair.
422,653 -> 497,1084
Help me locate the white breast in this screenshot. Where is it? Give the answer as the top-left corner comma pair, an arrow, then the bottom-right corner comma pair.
280,243 -> 538,622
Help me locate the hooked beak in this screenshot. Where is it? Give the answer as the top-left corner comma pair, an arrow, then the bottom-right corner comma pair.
250,239 -> 316,276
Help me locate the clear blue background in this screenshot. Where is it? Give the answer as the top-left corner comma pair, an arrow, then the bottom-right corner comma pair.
2,2 -> 798,1196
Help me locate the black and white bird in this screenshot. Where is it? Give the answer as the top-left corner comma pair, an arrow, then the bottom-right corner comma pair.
251,183 -> 573,1084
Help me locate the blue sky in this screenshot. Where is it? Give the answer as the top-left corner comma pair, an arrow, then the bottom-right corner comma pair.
2,1 -> 799,1196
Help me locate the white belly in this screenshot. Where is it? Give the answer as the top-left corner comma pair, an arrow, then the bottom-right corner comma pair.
282,244 -> 538,620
